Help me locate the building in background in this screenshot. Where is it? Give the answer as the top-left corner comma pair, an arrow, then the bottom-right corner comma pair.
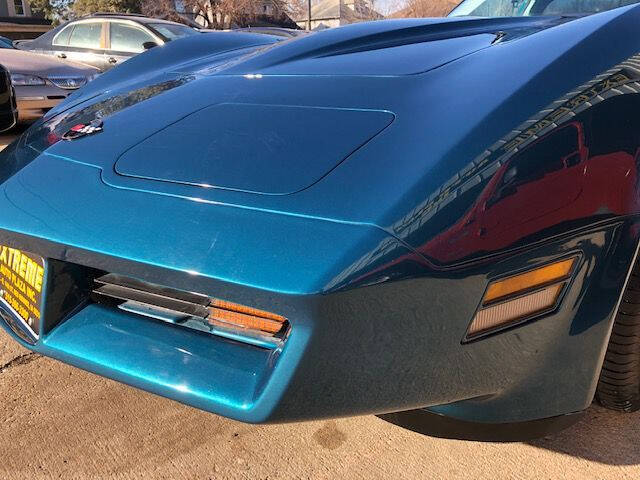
294,0 -> 382,30
0,0 -> 51,40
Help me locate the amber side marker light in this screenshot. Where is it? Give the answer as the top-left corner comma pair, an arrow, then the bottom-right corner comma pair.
467,257 -> 577,340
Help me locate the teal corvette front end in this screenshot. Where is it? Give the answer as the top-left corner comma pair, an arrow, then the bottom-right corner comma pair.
3,4 -> 640,441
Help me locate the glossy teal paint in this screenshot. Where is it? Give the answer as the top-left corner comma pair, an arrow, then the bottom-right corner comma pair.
1,6 -> 640,435
114,104 -> 395,195
43,305 -> 265,412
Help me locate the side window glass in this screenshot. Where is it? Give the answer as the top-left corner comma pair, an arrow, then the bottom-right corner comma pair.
110,23 -> 154,53
68,22 -> 102,49
52,25 -> 73,47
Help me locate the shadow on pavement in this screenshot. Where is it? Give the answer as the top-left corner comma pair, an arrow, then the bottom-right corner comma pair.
529,404 -> 640,465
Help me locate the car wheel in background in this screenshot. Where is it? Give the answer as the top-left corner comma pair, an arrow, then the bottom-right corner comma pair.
597,259 -> 640,412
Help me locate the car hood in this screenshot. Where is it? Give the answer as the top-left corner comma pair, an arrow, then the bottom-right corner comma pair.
22,16 -> 565,195
0,49 -> 98,76
0,5 -> 637,273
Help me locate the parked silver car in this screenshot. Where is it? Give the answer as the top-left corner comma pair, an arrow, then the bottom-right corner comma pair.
0,63 -> 17,130
0,48 -> 98,121
17,13 -> 198,72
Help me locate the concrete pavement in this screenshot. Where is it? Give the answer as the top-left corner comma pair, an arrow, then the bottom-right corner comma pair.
1,328 -> 640,480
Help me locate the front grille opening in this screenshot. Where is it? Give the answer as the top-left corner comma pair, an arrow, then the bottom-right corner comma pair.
91,273 -> 289,349
48,76 -> 86,90
42,259 -> 103,336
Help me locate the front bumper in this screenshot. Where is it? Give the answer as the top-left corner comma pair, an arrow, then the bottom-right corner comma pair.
0,215 -> 636,430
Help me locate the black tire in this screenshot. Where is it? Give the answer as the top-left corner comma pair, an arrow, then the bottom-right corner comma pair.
596,260 -> 640,411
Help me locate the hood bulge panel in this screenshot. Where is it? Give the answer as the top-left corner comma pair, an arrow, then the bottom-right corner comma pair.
114,103 -> 395,195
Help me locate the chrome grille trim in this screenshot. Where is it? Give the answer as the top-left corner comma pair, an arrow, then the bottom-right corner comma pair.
93,283 -> 210,319
92,274 -> 285,349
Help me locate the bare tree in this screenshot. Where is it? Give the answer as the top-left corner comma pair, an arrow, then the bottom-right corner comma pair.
218,0 -> 297,27
141,0 -> 187,23
380,0 -> 406,17
140,0 -> 216,26
142,0 -> 299,29
191,0 -> 223,27
287,0 -> 307,20
359,0 -> 384,21
402,0 -> 457,17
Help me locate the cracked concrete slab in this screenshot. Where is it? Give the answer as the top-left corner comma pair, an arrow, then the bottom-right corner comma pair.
0,352 -> 38,374
0,332 -> 29,367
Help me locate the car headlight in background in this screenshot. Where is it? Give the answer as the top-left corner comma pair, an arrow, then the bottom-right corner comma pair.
86,73 -> 100,82
11,73 -> 46,86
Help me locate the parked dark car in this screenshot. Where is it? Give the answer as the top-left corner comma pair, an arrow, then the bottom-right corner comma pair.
16,13 -> 198,71
0,64 -> 17,130
233,27 -> 308,38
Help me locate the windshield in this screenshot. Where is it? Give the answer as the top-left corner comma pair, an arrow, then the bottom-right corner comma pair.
449,0 -> 639,17
148,23 -> 198,40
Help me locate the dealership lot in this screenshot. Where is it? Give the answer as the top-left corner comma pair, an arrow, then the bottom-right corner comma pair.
0,131 -> 638,480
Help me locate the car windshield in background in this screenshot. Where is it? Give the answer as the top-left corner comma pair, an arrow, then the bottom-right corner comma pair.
148,23 -> 198,40
449,0 -> 640,17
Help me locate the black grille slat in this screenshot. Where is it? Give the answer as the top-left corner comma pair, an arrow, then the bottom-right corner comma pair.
95,273 -> 210,306
93,283 -> 210,319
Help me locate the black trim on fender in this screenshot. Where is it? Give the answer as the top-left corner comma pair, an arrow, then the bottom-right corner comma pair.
377,408 -> 584,442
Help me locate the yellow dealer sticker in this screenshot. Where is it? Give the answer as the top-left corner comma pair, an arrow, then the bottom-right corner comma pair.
0,245 -> 44,338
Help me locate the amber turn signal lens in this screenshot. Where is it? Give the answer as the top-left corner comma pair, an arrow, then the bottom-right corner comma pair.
483,257 -> 575,305
210,299 -> 286,323
208,300 -> 287,335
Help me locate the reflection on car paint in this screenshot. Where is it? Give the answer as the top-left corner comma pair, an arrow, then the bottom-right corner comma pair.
391,55 -> 640,266
0,75 -> 195,185
47,75 -> 195,139
333,54 -> 640,291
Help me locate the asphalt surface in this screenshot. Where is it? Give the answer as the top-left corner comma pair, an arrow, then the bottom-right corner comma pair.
1,128 -> 640,479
